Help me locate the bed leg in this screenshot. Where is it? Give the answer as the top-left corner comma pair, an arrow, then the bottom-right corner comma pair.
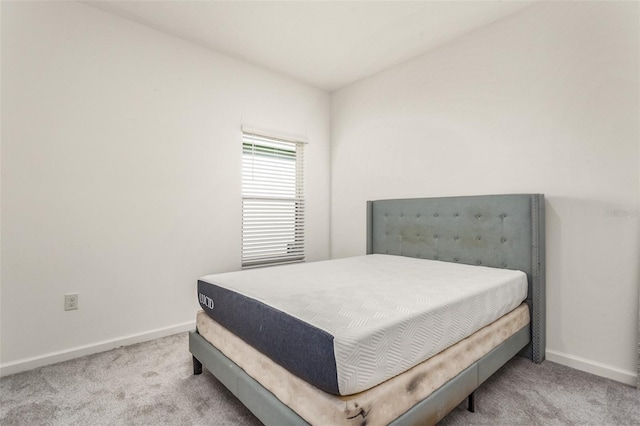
467,391 -> 475,413
193,356 -> 203,375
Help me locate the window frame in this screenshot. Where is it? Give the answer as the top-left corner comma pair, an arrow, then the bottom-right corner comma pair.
241,131 -> 305,269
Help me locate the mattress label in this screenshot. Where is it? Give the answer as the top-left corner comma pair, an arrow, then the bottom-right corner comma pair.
199,293 -> 215,310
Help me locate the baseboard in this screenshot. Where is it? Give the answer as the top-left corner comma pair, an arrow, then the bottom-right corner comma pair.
546,349 -> 637,387
0,320 -> 196,377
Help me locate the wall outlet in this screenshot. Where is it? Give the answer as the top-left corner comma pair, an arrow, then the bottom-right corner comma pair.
65,293 -> 78,311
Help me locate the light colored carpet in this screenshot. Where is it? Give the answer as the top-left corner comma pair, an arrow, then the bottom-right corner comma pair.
1,332 -> 638,425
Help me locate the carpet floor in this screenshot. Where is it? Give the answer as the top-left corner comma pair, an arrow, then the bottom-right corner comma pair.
1,332 -> 638,425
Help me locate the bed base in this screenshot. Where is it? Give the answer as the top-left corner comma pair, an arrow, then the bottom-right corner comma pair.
190,324 -> 529,425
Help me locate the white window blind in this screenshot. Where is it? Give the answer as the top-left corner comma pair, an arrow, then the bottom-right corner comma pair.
242,132 -> 304,268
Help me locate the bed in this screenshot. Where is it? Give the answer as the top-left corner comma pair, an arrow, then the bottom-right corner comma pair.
189,193 -> 546,425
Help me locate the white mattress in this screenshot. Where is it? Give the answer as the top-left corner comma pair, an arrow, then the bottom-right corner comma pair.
199,254 -> 527,395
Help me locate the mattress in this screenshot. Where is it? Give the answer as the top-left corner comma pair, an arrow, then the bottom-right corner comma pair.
197,254 -> 527,395
196,304 -> 530,426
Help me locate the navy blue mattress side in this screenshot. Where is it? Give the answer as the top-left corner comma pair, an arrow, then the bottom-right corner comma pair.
197,279 -> 340,395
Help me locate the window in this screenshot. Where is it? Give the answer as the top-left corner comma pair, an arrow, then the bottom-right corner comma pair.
242,132 -> 304,268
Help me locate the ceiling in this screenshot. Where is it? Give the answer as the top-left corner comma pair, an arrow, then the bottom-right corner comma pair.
86,1 -> 532,92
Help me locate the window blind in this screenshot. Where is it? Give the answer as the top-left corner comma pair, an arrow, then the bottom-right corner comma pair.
242,132 -> 304,268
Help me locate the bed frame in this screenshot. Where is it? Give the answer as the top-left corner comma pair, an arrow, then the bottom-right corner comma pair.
189,193 -> 546,425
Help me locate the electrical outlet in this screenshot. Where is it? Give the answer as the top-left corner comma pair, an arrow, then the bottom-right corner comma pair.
65,293 -> 78,311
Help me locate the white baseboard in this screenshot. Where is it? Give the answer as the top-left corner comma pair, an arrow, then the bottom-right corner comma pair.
0,320 -> 196,377
546,349 -> 637,387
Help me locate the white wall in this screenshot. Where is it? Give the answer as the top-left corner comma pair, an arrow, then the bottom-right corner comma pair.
331,2 -> 639,385
0,1 -> 330,373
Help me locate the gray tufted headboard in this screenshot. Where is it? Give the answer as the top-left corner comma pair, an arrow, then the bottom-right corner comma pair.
366,194 -> 546,363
